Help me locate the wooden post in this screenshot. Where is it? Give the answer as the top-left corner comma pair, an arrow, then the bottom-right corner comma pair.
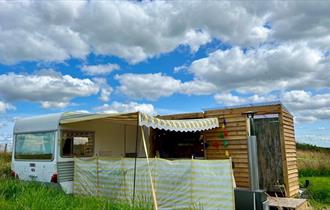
4,144 -> 7,153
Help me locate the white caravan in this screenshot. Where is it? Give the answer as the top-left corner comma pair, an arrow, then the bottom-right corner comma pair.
12,112 -> 219,194
11,112 -> 144,193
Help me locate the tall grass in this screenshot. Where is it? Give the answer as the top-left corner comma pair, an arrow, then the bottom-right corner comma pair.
297,149 -> 330,177
0,153 -> 153,210
0,179 -> 152,210
0,153 -> 11,178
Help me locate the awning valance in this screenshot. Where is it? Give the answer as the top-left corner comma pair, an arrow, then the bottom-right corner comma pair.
59,112 -> 219,132
139,112 -> 219,132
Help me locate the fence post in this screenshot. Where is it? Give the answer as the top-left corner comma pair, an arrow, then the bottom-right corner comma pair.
4,144 -> 7,153
96,155 -> 99,196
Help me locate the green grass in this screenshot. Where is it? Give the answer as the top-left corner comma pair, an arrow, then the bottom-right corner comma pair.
0,179 -> 152,210
297,145 -> 330,209
297,147 -> 330,177
0,153 -> 11,178
299,177 -> 330,209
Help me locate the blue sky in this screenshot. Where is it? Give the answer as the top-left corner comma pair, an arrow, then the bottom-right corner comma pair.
0,1 -> 330,148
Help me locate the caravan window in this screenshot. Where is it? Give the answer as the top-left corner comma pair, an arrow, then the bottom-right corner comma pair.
61,131 -> 94,157
15,132 -> 55,160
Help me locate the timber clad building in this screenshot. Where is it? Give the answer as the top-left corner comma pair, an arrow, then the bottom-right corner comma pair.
154,102 -> 299,197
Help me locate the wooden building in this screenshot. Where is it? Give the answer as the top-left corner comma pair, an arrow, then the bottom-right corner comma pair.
151,102 -> 299,197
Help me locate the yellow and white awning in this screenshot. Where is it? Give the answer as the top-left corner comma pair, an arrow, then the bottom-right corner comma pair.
139,112 -> 219,132
60,112 -> 219,132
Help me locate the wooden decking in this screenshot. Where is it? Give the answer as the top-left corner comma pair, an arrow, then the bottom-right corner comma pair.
267,197 -> 310,210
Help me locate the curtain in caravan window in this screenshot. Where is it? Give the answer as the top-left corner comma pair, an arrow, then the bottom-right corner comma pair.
15,132 -> 55,160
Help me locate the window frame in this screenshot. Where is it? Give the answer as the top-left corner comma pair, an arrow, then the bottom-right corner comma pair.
60,130 -> 95,158
14,131 -> 56,161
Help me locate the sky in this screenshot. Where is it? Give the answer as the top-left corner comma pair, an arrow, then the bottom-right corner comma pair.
0,0 -> 330,148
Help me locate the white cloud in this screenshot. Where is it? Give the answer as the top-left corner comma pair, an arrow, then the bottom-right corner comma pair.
95,101 -> 156,115
267,1 -> 330,48
115,73 -> 217,100
281,90 -> 330,122
81,64 -> 120,76
0,1 -> 272,64
92,78 -> 113,102
0,101 -> 15,113
173,65 -> 188,73
0,71 -> 99,108
214,93 -> 277,106
188,43 -> 326,94
183,30 -> 211,52
1,1 -> 329,65
213,90 -> 330,122
115,73 -> 182,100
40,101 -> 70,109
180,80 -> 217,96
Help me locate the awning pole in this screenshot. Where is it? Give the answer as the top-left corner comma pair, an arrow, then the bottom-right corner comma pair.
132,113 -> 139,206
141,127 -> 158,210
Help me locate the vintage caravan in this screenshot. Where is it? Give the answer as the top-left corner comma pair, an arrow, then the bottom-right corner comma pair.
11,103 -> 300,209
12,112 -> 142,193
11,112 -> 220,194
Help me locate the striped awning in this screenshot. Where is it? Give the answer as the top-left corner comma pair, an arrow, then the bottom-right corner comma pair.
60,112 -> 219,132
139,112 -> 219,132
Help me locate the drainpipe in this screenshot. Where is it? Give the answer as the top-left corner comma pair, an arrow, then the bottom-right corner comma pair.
244,111 -> 260,191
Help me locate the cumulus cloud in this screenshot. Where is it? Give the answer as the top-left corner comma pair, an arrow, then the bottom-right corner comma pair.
0,101 -> 15,113
0,71 -> 99,108
179,80 -> 217,96
281,90 -> 330,122
1,1 -> 329,64
0,0 -> 273,64
115,73 -> 217,100
115,73 -> 182,100
268,1 -> 330,48
214,93 -> 277,106
92,78 -> 113,102
81,64 -> 120,76
188,43 -> 327,94
95,101 -> 156,115
213,90 -> 330,122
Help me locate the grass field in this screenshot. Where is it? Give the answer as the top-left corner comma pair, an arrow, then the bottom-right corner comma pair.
1,144 -> 330,209
0,179 -> 152,210
0,153 -> 11,178
297,145 -> 330,177
297,144 -> 330,209
299,177 -> 330,209
0,152 -> 153,210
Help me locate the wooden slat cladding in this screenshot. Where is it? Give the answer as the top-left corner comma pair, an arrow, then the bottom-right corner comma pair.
155,103 -> 299,197
204,104 -> 283,189
280,106 -> 299,197
158,112 -> 204,120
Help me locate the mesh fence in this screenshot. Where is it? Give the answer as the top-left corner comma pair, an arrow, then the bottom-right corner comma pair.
74,157 -> 235,210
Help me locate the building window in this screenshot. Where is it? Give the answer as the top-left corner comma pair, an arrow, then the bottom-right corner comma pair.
61,130 -> 94,157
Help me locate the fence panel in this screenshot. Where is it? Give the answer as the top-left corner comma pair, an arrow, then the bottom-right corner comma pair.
74,157 -> 235,210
